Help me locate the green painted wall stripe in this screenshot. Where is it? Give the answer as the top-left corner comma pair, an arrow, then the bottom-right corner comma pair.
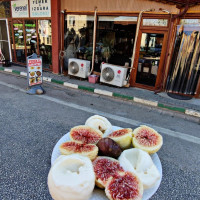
158,103 -> 185,113
0,67 -> 4,71
113,93 -> 133,100
78,85 -> 95,92
12,70 -> 20,75
51,79 -> 64,85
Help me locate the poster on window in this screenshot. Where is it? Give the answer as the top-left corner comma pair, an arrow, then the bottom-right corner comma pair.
11,0 -> 29,18
30,0 -> 51,17
27,58 -> 43,86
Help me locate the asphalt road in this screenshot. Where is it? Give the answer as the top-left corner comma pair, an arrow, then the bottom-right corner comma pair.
0,72 -> 200,200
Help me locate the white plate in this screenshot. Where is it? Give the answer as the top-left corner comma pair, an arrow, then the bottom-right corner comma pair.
51,126 -> 162,200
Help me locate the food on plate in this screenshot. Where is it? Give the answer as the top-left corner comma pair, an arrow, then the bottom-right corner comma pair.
92,156 -> 124,189
36,71 -> 41,76
29,77 -> 36,84
70,125 -> 103,144
96,138 -> 122,158
59,141 -> 98,161
30,71 -> 35,76
118,148 -> 160,189
132,125 -> 163,154
48,154 -> 95,200
105,171 -> 143,200
107,128 -> 133,149
85,115 -> 112,133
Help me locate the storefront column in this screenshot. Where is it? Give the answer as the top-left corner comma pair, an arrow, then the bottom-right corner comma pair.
51,0 -> 61,74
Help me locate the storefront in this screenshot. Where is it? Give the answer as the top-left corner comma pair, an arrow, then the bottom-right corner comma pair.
1,0 -> 200,98
57,0 -> 200,98
0,0 -> 52,70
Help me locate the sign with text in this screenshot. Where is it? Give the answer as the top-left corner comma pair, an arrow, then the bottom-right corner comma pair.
30,0 -> 51,18
27,57 -> 43,86
143,19 -> 168,27
11,0 -> 29,18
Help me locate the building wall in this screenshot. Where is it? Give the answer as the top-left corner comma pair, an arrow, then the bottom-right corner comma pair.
61,0 -> 179,13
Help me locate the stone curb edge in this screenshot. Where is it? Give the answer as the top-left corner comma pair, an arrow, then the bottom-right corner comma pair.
1,66 -> 200,118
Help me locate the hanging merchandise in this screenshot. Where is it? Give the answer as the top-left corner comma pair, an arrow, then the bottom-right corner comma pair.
166,25 -> 200,95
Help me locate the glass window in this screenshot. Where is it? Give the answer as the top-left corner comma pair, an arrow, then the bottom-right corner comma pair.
0,1 -> 11,18
95,16 -> 137,72
13,20 -> 26,63
64,15 -> 94,70
25,20 -> 37,57
38,20 -> 52,68
136,33 -> 164,87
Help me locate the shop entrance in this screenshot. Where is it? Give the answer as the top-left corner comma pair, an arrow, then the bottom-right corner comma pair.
0,19 -> 12,63
11,19 -> 52,70
131,29 -> 168,90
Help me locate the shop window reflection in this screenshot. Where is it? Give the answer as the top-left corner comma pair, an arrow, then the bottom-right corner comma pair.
64,15 -> 94,70
38,20 -> 52,69
13,20 -> 26,63
25,20 -> 37,57
136,33 -> 164,87
95,16 -> 137,72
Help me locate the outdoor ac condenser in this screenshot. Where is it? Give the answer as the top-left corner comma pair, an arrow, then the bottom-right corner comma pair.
68,58 -> 90,78
100,62 -> 128,87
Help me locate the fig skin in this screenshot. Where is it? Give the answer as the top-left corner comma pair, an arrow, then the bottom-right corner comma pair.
96,138 -> 122,159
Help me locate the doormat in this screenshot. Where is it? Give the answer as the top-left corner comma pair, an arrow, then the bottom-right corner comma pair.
167,93 -> 192,100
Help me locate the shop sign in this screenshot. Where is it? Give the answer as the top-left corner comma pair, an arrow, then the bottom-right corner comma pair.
30,0 -> 51,18
27,55 -> 43,87
143,19 -> 168,27
11,0 -> 29,18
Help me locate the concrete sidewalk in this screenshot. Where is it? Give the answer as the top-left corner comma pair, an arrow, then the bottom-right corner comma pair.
0,64 -> 200,119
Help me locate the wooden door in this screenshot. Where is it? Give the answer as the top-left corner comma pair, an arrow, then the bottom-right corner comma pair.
130,29 -> 168,90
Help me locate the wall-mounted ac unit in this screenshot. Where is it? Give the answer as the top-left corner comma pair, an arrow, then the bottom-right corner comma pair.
68,58 -> 90,78
100,63 -> 128,87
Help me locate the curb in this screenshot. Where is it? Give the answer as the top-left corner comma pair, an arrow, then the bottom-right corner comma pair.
1,66 -> 200,119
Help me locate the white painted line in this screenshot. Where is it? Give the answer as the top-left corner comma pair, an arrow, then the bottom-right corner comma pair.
94,89 -> 113,97
20,72 -> 27,76
185,109 -> 200,118
43,77 -> 52,82
0,81 -> 26,93
134,97 -> 158,107
1,80 -> 200,145
4,68 -> 12,73
63,82 -> 78,89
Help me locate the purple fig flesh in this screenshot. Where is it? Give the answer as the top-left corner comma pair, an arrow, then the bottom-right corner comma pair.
97,138 -> 122,158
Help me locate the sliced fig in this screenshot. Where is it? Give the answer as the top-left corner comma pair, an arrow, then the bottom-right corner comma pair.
108,128 -> 133,149
92,156 -> 124,188
96,138 -> 122,158
105,171 -> 143,200
59,141 -> 98,161
132,125 -> 163,154
70,125 -> 103,144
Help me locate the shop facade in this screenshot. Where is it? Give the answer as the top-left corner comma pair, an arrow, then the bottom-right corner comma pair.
0,0 -> 200,98
57,0 -> 200,98
0,0 -> 52,70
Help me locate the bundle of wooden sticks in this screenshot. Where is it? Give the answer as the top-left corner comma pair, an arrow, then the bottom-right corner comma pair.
166,26 -> 200,95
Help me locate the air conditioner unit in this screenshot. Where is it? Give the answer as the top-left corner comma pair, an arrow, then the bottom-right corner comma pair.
100,63 -> 128,87
68,58 -> 90,78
